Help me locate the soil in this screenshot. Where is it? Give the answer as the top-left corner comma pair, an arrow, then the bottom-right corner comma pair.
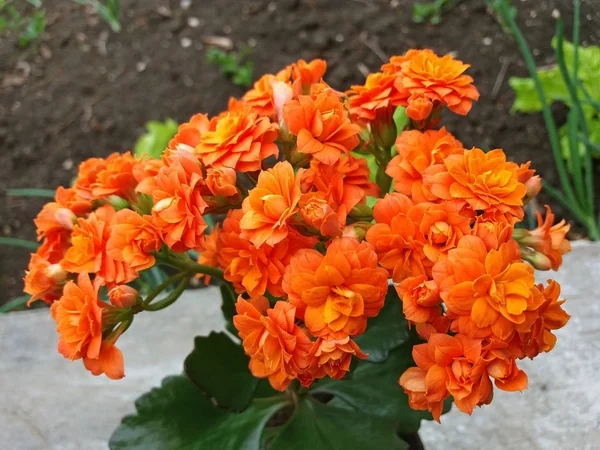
1,0 -> 599,305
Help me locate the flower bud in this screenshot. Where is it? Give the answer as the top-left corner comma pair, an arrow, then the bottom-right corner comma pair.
109,285 -> 139,309
206,167 -> 238,197
520,247 -> 553,271
524,175 -> 542,201
406,94 -> 433,121
46,264 -> 68,283
55,208 -> 76,230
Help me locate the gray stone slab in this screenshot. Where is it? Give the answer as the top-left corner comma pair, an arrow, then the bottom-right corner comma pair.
0,242 -> 598,450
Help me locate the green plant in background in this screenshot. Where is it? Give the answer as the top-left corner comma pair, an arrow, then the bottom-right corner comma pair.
509,40 -> 600,165
0,0 -> 120,49
72,0 -> 120,32
489,0 -> 599,240
412,0 -> 464,25
206,47 -> 254,88
0,0 -> 45,48
134,118 -> 179,159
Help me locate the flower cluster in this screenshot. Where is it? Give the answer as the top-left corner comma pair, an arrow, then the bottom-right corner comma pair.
24,50 -> 570,421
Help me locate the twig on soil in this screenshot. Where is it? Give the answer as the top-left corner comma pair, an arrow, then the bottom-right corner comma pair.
492,56 -> 510,99
358,34 -> 388,63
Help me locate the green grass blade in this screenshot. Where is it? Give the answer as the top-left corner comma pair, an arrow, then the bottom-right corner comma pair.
567,111 -> 585,201
0,237 -> 39,250
5,188 -> 55,198
0,295 -> 30,313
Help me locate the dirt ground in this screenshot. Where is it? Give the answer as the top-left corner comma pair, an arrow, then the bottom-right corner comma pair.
1,0 -> 599,304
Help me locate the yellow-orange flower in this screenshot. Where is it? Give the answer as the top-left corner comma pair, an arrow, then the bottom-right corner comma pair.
106,209 -> 162,272
396,275 -> 441,324
283,85 -> 361,165
434,236 -> 543,340
423,148 -> 527,222
240,161 -> 302,248
386,128 -> 463,203
303,336 -> 366,385
385,49 -> 480,120
61,205 -> 137,286
516,205 -> 571,270
282,237 -> 388,338
242,67 -> 292,119
291,58 -> 327,86
195,101 -> 279,172
137,149 -> 208,252
219,209 -> 316,297
50,272 -> 124,379
512,280 -> 570,359
365,193 -> 430,282
24,254 -> 67,305
92,152 -> 142,202
168,113 -> 210,154
347,72 -> 404,121
399,333 -> 492,422
233,298 -> 312,391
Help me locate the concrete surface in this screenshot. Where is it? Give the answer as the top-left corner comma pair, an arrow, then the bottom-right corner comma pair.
0,241 -> 598,450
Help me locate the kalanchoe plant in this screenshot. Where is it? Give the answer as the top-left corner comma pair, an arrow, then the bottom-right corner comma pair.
22,50 -> 570,449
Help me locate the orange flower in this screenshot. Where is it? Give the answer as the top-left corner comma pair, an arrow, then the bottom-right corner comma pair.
233,298 -> 312,391
301,155 -> 379,228
387,49 -> 480,119
74,156 -> 108,202
195,101 -> 279,172
513,280 -> 570,359
168,113 -> 210,153
291,58 -> 327,86
482,343 -> 528,392
50,272 -> 125,379
34,201 -> 75,239
242,67 -> 292,119
472,215 -> 514,251
398,333 -> 492,422
206,167 -> 238,197
283,85 -> 361,165
106,209 -> 162,272
240,161 -> 302,248
347,72 -> 403,121
303,336 -> 367,385
196,225 -> 221,285
423,148 -> 527,222
515,205 -> 571,271
219,209 -> 316,297
24,254 -> 67,305
55,186 -> 92,216
282,237 -> 389,338
137,149 -> 208,252
365,193 -> 429,282
61,205 -> 137,286
299,192 -> 342,236
434,236 -> 543,340
386,128 -> 463,203
92,152 -> 142,202
419,201 -> 473,262
396,275 -> 441,324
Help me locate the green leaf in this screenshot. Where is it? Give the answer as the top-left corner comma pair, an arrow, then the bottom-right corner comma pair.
268,398 -> 407,450
354,286 -> 409,362
4,188 -> 55,198
0,295 -> 30,313
0,237 -> 39,250
393,106 -> 410,135
220,281 -> 237,335
134,119 -> 178,159
184,332 -> 257,411
312,337 -> 449,433
109,375 -> 287,450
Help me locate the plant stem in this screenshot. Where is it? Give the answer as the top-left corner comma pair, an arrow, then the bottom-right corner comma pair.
143,276 -> 190,311
492,0 -> 577,206
142,271 -> 189,307
156,251 -> 224,280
